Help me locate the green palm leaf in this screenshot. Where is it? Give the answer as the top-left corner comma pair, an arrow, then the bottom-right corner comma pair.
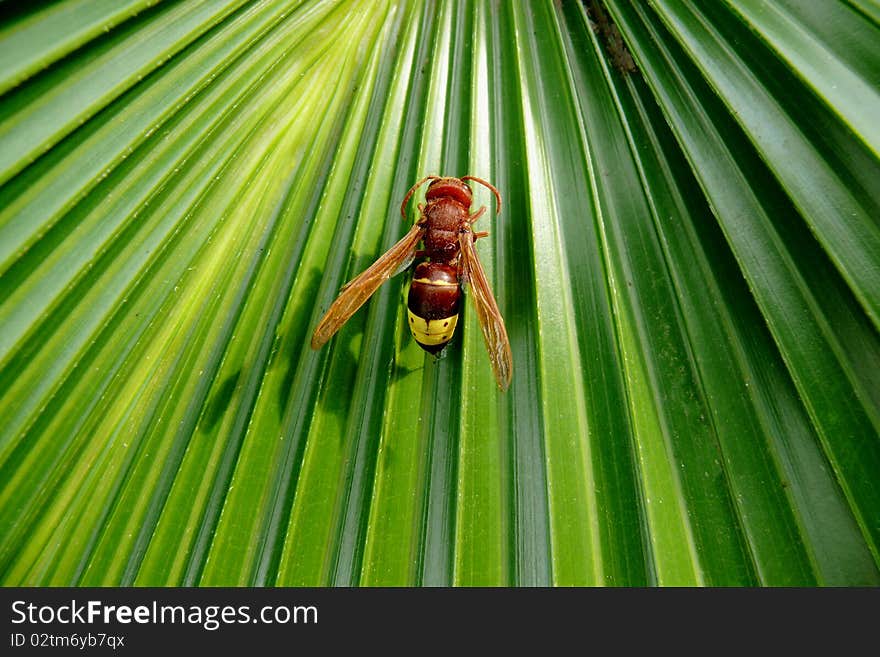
1,0 -> 877,586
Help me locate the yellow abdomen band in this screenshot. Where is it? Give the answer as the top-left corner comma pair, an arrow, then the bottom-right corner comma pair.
407,310 -> 459,346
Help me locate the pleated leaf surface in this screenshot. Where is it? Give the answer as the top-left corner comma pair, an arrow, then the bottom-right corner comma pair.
0,0 -> 878,586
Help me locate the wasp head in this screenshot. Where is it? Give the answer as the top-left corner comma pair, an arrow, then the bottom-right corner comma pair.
425,177 -> 473,208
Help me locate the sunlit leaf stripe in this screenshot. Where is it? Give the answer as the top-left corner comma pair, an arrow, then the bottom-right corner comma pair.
0,0 -> 877,586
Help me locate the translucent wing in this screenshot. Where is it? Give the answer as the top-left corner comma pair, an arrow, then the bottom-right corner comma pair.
459,229 -> 513,390
311,222 -> 425,349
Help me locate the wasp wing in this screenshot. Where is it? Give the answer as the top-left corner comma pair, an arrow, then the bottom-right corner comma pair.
311,222 -> 425,349
459,229 -> 512,390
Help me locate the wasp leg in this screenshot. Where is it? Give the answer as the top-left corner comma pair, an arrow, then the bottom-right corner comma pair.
469,206 -> 487,224
473,231 -> 489,240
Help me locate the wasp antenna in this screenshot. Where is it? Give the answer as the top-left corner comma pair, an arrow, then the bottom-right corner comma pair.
400,175 -> 439,220
461,175 -> 502,215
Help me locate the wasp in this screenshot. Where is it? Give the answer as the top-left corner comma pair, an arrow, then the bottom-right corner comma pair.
310,175 -> 512,390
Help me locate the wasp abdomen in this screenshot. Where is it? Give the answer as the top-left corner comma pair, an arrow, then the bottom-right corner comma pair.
407,262 -> 460,354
